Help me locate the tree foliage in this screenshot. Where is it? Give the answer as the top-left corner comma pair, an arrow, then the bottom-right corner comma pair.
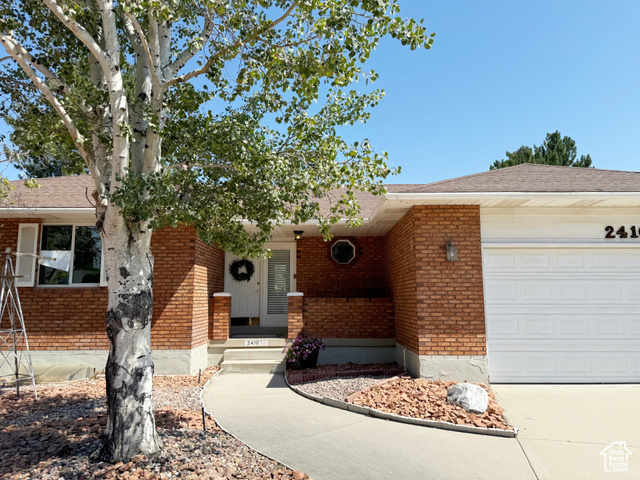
1,0 -> 434,462
490,131 -> 593,170
1,0 -> 435,256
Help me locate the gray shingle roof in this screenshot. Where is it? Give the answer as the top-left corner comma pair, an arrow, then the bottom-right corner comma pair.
2,174 -> 95,208
386,164 -> 640,193
3,164 -> 639,213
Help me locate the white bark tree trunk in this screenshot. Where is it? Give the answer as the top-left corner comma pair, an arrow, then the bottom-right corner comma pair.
99,206 -> 162,461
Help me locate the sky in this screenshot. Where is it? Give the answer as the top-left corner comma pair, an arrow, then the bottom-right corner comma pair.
2,0 -> 639,184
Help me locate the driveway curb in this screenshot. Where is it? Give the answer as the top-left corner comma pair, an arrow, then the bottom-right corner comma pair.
284,372 -> 518,438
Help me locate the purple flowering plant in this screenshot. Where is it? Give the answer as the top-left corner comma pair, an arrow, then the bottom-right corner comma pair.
282,335 -> 325,365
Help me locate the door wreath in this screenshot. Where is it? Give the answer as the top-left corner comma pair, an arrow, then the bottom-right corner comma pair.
229,259 -> 255,282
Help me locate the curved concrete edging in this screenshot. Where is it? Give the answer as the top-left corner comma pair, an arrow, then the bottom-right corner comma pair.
284,373 -> 518,438
200,371 -> 300,472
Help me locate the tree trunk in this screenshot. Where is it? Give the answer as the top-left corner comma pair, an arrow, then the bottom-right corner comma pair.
99,207 -> 161,462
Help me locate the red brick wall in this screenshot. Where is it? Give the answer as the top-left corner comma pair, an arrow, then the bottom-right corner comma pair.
413,206 -> 486,356
209,295 -> 231,340
302,297 -> 394,338
384,210 -> 419,353
151,227 -> 197,350
0,219 -> 224,351
384,206 -> 487,356
193,238 -> 225,347
296,236 -> 388,297
287,295 -> 304,339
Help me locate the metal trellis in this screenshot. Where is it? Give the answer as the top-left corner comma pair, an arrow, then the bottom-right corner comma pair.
0,248 -> 38,399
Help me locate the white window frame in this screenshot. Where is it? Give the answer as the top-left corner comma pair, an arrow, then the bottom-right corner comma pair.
330,239 -> 356,264
16,223 -> 40,287
38,222 -> 106,288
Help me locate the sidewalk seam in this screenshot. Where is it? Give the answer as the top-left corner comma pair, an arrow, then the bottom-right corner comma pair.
517,437 -> 540,480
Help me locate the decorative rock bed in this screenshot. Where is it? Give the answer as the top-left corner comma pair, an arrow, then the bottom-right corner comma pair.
285,365 -> 517,438
286,362 -> 404,386
1,366 -> 311,480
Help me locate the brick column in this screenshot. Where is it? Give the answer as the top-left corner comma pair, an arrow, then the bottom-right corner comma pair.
287,292 -> 304,339
209,293 -> 232,340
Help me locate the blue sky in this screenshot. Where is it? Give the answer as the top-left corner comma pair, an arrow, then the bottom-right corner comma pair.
2,0 -> 639,184
346,0 -> 640,183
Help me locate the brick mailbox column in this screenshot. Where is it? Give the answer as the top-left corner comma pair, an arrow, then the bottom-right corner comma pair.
209,293 -> 232,340
287,292 -> 304,339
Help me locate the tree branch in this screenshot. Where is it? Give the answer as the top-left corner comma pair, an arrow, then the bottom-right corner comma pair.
163,2 -> 298,88
41,0 -> 111,72
166,8 -> 215,77
0,75 -> 36,90
2,36 -> 93,114
119,7 -> 143,55
123,11 -> 161,89
0,34 -> 95,173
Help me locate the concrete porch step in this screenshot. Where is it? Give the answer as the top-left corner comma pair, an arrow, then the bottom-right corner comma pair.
209,338 -> 287,349
223,348 -> 286,361
220,359 -> 285,374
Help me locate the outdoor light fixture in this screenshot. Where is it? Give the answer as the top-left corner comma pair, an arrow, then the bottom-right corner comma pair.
446,239 -> 458,262
293,230 -> 304,241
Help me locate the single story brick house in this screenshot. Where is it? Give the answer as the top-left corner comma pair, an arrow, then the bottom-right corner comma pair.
1,164 -> 639,383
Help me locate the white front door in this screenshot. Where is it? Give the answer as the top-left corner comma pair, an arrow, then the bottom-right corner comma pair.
223,243 -> 296,326
225,253 -> 261,318
484,247 -> 640,383
260,243 -> 297,327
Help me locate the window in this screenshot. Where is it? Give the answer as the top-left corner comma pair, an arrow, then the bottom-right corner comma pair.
16,223 -> 39,287
331,239 -> 356,264
39,225 -> 102,286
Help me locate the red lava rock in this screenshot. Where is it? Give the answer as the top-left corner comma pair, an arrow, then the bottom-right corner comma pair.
0,365 -> 311,480
351,377 -> 513,431
292,471 -> 305,480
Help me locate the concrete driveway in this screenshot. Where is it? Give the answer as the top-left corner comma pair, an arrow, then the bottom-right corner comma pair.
203,374 -> 638,480
493,384 -> 640,479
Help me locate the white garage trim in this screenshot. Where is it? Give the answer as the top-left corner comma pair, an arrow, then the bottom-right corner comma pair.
484,242 -> 640,249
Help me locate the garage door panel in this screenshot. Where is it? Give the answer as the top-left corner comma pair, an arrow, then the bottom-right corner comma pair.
485,250 -> 640,273
487,314 -> 640,340
490,352 -> 640,382
489,339 -> 640,352
484,247 -> 640,383
485,281 -> 640,305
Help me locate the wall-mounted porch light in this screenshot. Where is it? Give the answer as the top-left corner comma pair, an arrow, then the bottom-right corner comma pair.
446,239 -> 458,262
293,230 -> 304,241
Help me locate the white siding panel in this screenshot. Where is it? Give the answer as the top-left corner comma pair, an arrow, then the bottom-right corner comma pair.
481,207 -> 640,243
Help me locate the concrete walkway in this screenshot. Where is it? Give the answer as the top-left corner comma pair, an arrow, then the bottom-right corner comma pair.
203,374 -> 535,480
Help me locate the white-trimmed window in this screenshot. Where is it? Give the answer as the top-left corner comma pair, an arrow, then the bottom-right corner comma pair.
38,224 -> 104,286
16,223 -> 39,287
331,239 -> 356,264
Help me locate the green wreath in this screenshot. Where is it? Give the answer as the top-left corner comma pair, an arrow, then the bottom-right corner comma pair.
229,259 -> 255,282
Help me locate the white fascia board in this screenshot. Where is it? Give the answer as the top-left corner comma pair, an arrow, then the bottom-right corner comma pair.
0,207 -> 95,215
384,192 -> 640,201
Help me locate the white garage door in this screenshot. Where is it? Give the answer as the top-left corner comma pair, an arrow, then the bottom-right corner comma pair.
484,247 -> 640,383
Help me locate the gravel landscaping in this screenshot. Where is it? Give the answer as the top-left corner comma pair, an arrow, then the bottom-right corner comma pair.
295,376 -> 393,401
289,363 -> 514,433
0,367 -> 310,480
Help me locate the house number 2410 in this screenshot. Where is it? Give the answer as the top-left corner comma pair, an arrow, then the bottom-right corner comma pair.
604,226 -> 639,239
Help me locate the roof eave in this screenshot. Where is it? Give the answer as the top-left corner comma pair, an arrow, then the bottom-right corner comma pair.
385,191 -> 640,201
